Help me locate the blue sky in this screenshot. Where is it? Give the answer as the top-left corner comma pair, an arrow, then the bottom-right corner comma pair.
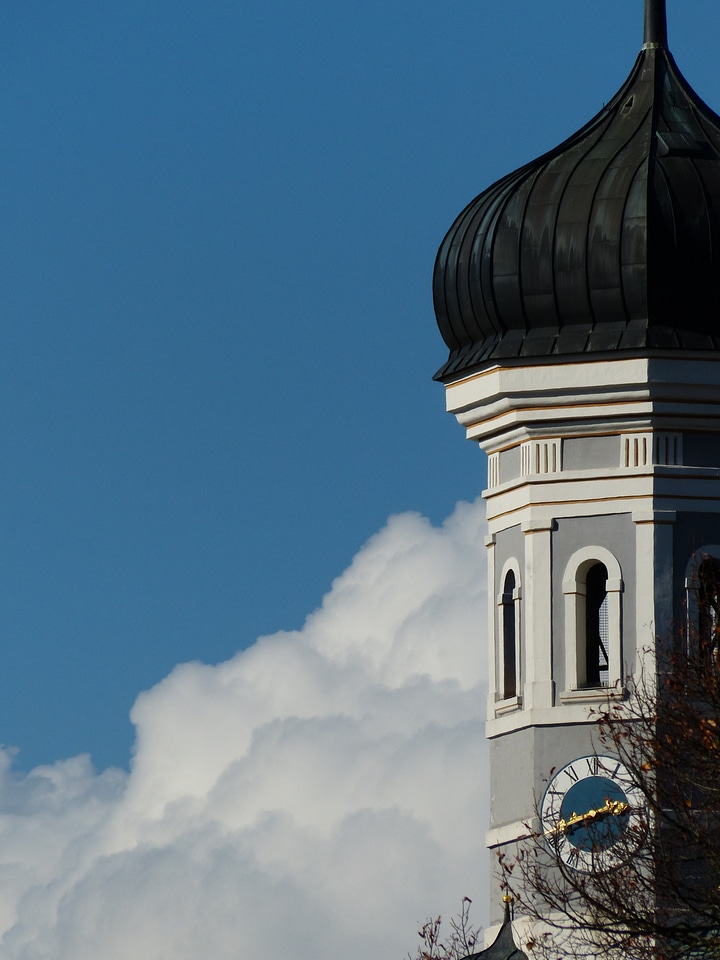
0,4 -> 718,956
0,0 -> 717,772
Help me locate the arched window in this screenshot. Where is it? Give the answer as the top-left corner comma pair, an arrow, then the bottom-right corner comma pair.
584,563 -> 610,688
496,561 -> 521,710
502,570 -> 517,699
562,548 -> 623,697
686,547 -> 720,663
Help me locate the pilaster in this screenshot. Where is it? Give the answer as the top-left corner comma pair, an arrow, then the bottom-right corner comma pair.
485,533 -> 498,718
632,509 -> 676,675
521,519 -> 555,709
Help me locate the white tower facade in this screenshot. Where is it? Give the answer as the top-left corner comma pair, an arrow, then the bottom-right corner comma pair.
446,355 -> 720,931
432,0 -> 720,940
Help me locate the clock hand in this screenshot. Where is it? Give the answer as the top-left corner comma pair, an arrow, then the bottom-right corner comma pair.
545,798 -> 629,838
565,798 -> 630,835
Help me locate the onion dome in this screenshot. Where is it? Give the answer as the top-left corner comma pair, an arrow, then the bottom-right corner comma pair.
433,0 -> 720,380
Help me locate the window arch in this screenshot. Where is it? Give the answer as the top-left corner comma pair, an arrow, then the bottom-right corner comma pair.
563,547 -> 623,695
497,560 -> 522,707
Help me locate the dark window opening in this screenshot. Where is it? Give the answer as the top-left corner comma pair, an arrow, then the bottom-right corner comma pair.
698,557 -> 720,665
585,563 -> 609,687
502,570 -> 517,699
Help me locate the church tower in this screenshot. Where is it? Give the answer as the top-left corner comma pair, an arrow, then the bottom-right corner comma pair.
433,0 -> 720,940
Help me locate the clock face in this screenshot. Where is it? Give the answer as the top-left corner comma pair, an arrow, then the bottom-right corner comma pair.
540,755 -> 645,872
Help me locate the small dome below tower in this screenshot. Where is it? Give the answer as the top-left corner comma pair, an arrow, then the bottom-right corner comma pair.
434,0 -> 720,380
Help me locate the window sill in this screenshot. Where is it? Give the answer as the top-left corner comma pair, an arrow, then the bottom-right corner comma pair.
559,686 -> 625,704
495,696 -> 522,717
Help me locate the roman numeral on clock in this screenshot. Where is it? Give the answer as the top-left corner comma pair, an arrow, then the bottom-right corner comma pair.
586,756 -> 600,776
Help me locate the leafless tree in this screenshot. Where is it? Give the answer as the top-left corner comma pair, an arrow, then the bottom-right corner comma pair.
500,640 -> 720,960
407,897 -> 482,960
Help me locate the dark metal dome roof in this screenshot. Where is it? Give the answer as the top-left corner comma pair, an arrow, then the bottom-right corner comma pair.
433,0 -> 720,380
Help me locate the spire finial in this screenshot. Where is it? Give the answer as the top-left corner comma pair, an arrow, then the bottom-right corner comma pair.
502,894 -> 513,923
644,0 -> 668,48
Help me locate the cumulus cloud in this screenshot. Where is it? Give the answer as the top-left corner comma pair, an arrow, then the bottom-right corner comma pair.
0,499 -> 489,960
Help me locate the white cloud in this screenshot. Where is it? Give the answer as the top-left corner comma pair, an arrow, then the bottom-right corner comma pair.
0,499 -> 489,960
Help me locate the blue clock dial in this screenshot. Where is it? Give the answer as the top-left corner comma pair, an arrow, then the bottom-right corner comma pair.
560,776 -> 630,852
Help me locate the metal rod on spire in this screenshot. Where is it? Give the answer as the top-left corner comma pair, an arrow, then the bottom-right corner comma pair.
644,0 -> 668,47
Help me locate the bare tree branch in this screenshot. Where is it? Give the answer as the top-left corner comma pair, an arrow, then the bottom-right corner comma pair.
501,646 -> 720,960
407,898 -> 482,960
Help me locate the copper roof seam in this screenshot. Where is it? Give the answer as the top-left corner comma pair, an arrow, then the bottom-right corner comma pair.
454,192 -> 492,344
449,172 -> 525,344
618,50 -> 658,324
512,52 -> 647,337
679,94 -> 720,280
550,155 -> 588,329
445,167 -> 522,345
665,51 -> 720,128
582,89 -> 652,328
575,51 -> 653,329
654,160 -> 677,255
618,155 -> 653,325
566,93 -> 653,329
493,102 -> 622,338
452,188 -> 491,344
474,174 -> 528,338
500,164 -> 544,338
437,188 -> 486,347
454,181 -> 503,343
527,163 -> 566,337
596,98 -> 656,325
685,152 -> 714,268
644,49 -> 671,322
688,114 -> 720,272
691,107 -> 720,156
551,109 -> 621,328
487,108 -> 620,338
471,196 -> 506,340
461,193 -> 494,340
